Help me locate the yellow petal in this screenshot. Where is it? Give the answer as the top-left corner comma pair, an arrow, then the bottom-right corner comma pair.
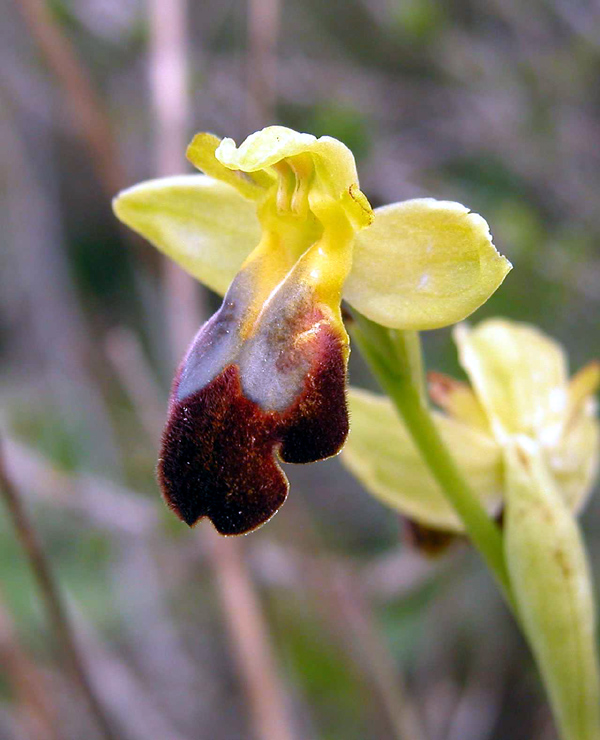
341,388 -> 503,532
216,126 -> 317,172
454,319 -> 568,439
112,175 -> 260,296
343,199 -> 512,330
504,440 -> 600,740
216,126 -> 373,229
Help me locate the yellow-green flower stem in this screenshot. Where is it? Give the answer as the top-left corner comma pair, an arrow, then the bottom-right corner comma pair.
350,311 -> 514,608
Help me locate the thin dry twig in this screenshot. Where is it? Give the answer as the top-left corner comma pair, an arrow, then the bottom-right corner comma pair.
70,606 -> 194,740
0,439 -> 119,740
3,436 -> 157,537
279,501 -> 429,740
0,88 -> 124,477
104,327 -> 167,444
13,0 -> 161,285
329,564 -> 428,740
204,533 -> 297,740
148,0 -> 200,358
247,0 -> 281,128
147,0 -> 297,737
14,0 -> 125,196
0,590 -> 62,740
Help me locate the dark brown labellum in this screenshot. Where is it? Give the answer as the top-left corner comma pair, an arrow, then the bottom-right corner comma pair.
157,279 -> 349,535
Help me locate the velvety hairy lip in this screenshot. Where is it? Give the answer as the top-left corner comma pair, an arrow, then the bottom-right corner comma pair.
157,316 -> 348,535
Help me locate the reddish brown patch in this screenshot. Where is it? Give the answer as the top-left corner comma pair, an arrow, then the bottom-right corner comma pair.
157,326 -> 348,535
401,517 -> 461,558
427,371 -> 466,410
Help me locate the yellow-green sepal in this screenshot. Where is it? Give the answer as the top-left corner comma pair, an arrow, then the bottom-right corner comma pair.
112,175 -> 260,296
504,440 -> 600,740
341,387 -> 504,531
344,199 -> 512,330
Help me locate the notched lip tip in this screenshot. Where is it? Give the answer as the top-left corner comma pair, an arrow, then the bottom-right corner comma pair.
211,518 -> 267,537
210,503 -> 285,537
174,506 -> 203,527
158,487 -> 203,529
211,525 -> 254,537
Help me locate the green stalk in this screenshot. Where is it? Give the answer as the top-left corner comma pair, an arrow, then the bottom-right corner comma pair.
350,312 -> 514,607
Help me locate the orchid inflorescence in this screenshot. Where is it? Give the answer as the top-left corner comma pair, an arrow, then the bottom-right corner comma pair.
114,125 -> 600,740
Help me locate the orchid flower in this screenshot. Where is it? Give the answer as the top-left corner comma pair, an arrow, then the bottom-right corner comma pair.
113,126 -> 511,535
342,319 -> 599,530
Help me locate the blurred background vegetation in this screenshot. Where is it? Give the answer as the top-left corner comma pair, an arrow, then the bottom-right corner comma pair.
0,0 -> 599,738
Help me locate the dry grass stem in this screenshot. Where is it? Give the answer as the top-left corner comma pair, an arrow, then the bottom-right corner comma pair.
0,440 -> 119,740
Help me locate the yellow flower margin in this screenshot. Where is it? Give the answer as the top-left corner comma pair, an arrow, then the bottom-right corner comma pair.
113,126 -> 512,332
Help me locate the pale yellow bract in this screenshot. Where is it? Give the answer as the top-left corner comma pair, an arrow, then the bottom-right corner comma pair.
503,440 -> 600,740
